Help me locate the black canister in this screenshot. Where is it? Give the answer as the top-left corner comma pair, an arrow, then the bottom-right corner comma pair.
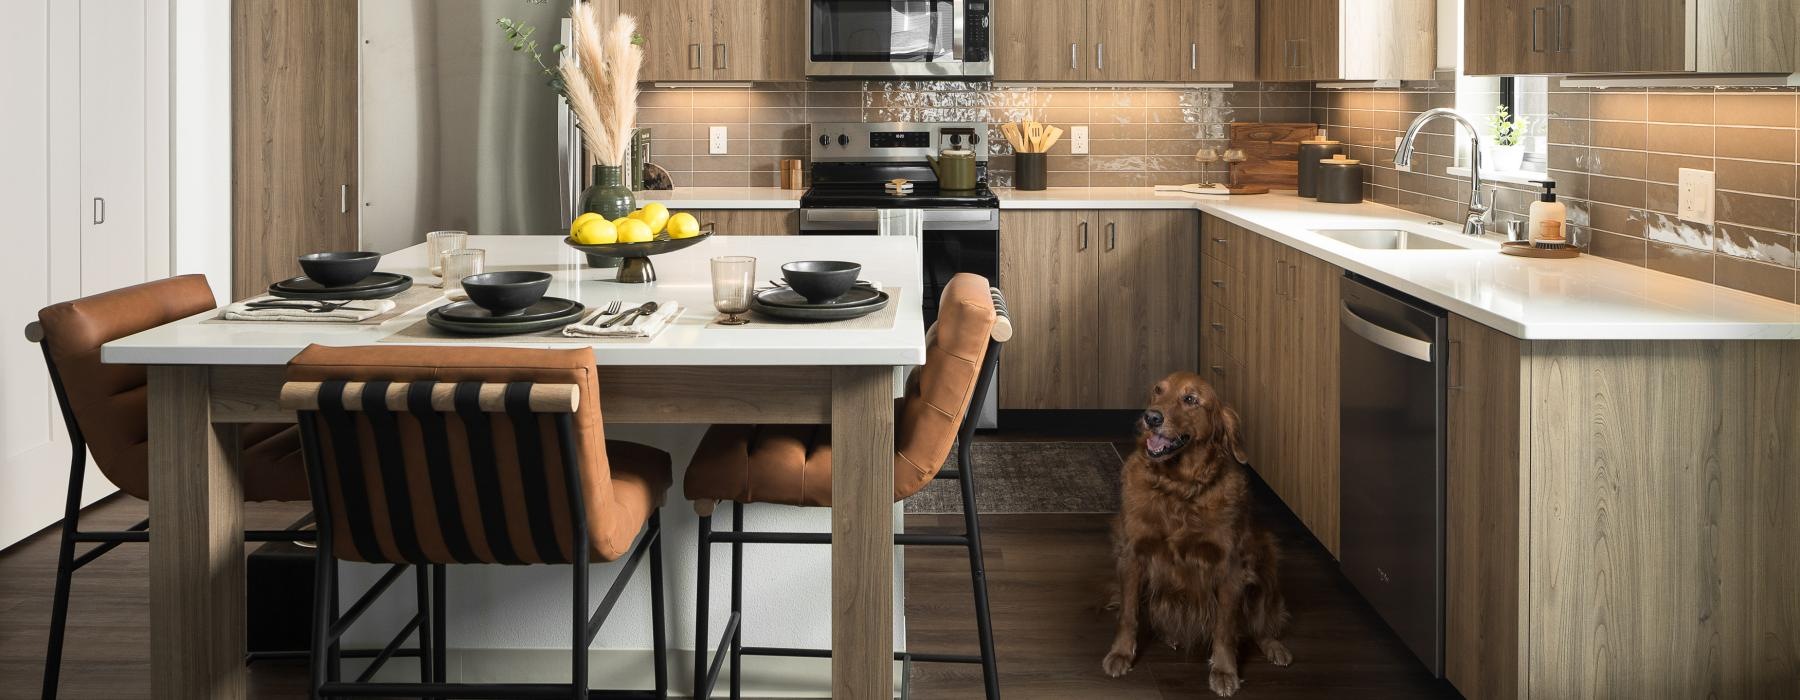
1297,138 -> 1344,198
1015,152 -> 1047,191
1316,154 -> 1364,204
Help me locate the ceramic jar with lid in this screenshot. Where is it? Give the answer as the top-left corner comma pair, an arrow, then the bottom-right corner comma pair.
1298,137 -> 1345,198
1316,154 -> 1364,204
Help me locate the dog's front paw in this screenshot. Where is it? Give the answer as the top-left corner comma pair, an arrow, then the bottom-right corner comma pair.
1102,647 -> 1135,677
1208,667 -> 1242,697
1260,639 -> 1293,666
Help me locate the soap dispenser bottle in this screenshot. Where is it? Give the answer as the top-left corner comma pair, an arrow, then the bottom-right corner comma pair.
1528,180 -> 1568,248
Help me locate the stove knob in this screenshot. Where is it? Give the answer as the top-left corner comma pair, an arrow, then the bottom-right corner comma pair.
838,134 -> 851,146
819,134 -> 830,147
970,132 -> 981,145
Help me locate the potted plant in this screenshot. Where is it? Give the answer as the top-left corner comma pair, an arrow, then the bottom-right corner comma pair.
1484,106 -> 1529,172
498,4 -> 643,220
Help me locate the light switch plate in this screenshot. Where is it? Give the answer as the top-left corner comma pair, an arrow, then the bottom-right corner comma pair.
709,126 -> 729,155
1070,126 -> 1089,155
1678,168 -> 1714,225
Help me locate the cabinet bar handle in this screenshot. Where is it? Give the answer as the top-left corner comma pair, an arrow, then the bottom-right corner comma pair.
339,185 -> 348,214
1211,279 -> 1226,288
1558,4 -> 1572,51
1288,264 -> 1298,299
1070,43 -> 1079,71
1106,222 -> 1116,251
1274,260 -> 1285,296
1211,322 -> 1226,331
689,43 -> 702,70
715,43 -> 727,70
92,197 -> 105,225
1448,340 -> 1464,390
1211,365 -> 1226,376
1079,221 -> 1089,250
1191,43 -> 1197,71
1530,7 -> 1545,52
1096,43 -> 1104,72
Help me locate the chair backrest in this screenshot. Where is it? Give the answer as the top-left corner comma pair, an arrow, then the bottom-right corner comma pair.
281,345 -> 623,565
32,274 -> 217,500
892,273 -> 1009,500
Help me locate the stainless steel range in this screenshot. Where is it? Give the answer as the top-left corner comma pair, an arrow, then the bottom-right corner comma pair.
801,122 -> 1000,427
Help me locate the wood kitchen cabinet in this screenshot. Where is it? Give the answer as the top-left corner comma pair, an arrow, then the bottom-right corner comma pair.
1465,0 -> 1795,76
995,0 -> 1255,82
233,0 -> 359,300
621,0 -> 804,82
1201,216 -> 1340,555
694,208 -> 799,235
1257,0 -> 1436,82
999,209 -> 1201,410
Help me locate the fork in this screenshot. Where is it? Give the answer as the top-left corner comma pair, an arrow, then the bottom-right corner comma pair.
575,300 -> 623,327
246,300 -> 368,313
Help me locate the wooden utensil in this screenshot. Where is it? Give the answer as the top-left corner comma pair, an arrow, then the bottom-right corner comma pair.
1025,122 -> 1046,153
1040,126 -> 1064,152
1001,122 -> 1026,152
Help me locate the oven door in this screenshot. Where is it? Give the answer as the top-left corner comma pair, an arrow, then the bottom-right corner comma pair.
808,0 -> 976,77
799,208 -> 998,326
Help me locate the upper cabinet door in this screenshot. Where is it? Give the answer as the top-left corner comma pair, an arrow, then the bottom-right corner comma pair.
1562,0 -> 1686,74
1167,0 -> 1257,82
992,0 -> 1088,81
1087,0 -> 1157,81
1467,0 -> 1794,76
1258,0 -> 1339,81
625,0 -> 709,81
710,0 -> 805,81
1465,0 -> 1557,75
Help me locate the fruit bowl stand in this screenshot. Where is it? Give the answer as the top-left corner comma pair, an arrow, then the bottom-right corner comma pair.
562,225 -> 715,283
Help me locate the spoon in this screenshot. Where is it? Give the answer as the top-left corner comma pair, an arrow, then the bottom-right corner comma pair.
600,301 -> 658,328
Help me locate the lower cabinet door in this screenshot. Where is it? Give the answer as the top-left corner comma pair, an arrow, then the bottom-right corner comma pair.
999,210 -> 1099,409
1096,210 -> 1202,409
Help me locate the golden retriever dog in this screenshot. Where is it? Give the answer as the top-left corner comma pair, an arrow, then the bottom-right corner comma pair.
1102,372 -> 1291,696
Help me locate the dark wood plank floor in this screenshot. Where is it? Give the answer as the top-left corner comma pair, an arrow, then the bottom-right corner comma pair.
0,429 -> 1458,699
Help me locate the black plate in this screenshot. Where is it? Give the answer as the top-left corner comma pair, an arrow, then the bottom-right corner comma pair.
435,298 -> 583,324
750,292 -> 889,322
753,286 -> 885,309
268,274 -> 413,300
425,302 -> 587,336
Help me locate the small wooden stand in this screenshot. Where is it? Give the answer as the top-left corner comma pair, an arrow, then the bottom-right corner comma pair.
1500,241 -> 1579,259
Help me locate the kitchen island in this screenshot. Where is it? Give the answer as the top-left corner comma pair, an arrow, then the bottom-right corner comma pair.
105,235 -> 925,699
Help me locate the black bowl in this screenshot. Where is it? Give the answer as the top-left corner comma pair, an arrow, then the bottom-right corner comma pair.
460,271 -> 552,317
299,251 -> 381,287
781,261 -> 863,305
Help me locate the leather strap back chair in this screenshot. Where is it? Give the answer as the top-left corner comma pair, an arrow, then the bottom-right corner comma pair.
282,344 -> 672,700
683,273 -> 1012,700
28,274 -> 315,699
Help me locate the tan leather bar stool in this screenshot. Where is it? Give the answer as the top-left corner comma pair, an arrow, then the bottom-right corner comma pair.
283,344 -> 672,699
682,274 -> 1013,699
28,274 -> 318,699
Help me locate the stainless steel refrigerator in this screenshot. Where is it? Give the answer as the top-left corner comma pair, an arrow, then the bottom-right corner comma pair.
358,0 -> 575,253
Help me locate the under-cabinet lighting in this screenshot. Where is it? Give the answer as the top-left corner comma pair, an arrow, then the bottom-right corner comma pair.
652,82 -> 756,89
990,82 -> 1238,89
1316,80 -> 1401,89
1559,74 -> 1800,89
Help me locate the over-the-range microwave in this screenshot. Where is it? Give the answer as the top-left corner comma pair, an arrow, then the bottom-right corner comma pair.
807,0 -> 992,79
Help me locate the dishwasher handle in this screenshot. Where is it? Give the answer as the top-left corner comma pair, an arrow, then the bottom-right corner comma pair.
1341,302 -> 1434,362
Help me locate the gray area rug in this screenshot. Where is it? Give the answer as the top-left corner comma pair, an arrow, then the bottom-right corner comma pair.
906,442 -> 1124,515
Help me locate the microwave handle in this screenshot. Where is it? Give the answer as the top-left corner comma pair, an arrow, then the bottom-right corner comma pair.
951,0 -> 966,61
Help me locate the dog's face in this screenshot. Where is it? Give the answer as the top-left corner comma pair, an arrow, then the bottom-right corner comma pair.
1137,372 -> 1247,465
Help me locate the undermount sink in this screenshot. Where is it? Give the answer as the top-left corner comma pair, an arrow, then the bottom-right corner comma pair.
1313,228 -> 1484,251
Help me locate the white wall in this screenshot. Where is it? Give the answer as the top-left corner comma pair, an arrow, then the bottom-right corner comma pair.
170,0 -> 234,302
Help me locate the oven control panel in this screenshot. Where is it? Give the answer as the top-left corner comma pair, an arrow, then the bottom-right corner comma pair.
811,122 -> 991,163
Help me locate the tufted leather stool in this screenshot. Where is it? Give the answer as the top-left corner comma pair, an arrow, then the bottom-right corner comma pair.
283,344 -> 672,699
682,274 -> 1012,699
28,274 -> 316,699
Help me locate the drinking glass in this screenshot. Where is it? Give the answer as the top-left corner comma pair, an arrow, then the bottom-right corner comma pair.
710,256 -> 756,325
1193,147 -> 1220,186
440,248 -> 486,291
426,230 -> 469,277
1222,148 -> 1249,187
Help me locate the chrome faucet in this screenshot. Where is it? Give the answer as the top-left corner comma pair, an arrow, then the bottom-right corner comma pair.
1395,108 -> 1490,237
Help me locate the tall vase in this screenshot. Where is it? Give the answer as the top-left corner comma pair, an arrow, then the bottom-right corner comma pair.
579,164 -> 636,269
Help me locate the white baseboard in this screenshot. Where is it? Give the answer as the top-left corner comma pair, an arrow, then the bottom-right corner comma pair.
347,648 -> 904,698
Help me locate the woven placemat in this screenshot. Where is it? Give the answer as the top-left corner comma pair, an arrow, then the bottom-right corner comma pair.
704,290 -> 900,330
376,313 -> 667,344
203,283 -> 445,326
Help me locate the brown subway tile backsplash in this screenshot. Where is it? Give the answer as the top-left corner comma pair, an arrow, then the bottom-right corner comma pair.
1315,75 -> 1800,305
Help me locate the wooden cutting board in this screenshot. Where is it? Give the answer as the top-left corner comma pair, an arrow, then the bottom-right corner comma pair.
1228,123 -> 1319,189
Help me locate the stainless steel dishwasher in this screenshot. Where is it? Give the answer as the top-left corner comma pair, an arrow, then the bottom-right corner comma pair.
1338,273 -> 1447,677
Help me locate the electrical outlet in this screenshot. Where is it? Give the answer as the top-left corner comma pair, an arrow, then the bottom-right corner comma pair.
1070,126 -> 1089,155
1678,168 -> 1715,226
709,126 -> 729,155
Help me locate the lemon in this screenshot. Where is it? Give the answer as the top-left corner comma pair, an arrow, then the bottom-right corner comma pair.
616,217 -> 654,243
666,212 -> 702,239
612,216 -> 636,231
568,212 -> 602,240
634,202 -> 671,234
573,217 -> 618,245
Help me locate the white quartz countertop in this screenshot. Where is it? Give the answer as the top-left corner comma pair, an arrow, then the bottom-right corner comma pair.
639,187 -> 804,209
103,235 -> 926,366
998,187 -> 1800,340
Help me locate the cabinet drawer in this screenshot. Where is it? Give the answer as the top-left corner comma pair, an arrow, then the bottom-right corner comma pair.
1205,266 -> 1251,318
1204,303 -> 1248,361
1203,217 -> 1245,269
1205,358 -> 1243,407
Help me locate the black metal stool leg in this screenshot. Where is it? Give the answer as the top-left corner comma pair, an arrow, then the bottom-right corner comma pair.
649,511 -> 669,699
310,541 -> 334,699
41,508 -> 79,700
730,503 -> 744,700
416,565 -> 434,689
958,444 -> 1001,700
573,544 -> 590,700
694,513 -> 713,700
432,564 -> 447,683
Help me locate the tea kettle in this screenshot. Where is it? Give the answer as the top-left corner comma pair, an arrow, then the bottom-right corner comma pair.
927,148 -> 978,191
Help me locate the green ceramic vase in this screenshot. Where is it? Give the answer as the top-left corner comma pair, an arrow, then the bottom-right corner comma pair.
579,164 -> 635,268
